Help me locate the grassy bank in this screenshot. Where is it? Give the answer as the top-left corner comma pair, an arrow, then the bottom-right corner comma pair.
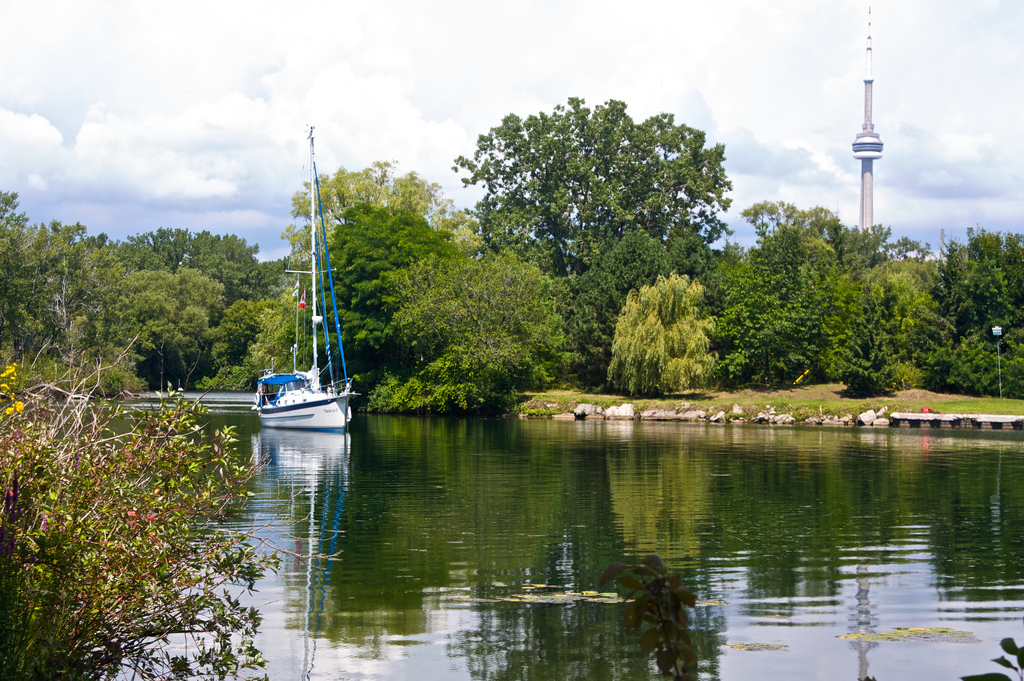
517,384 -> 1024,419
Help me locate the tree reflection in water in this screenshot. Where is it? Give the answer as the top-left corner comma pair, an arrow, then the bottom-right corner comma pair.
228,413 -> 1024,681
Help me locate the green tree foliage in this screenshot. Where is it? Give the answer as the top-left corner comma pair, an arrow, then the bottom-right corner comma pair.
0,193 -> 136,391
455,97 -> 732,278
716,202 -> 859,384
200,298 -> 282,390
715,201 -> 932,387
860,260 -> 941,390
926,228 -> 1021,396
117,228 -> 284,307
607,274 -> 715,396
561,229 -> 674,387
23,223 -> 124,368
833,289 -> 897,397
105,269 -> 225,389
371,254 -> 564,413
328,204 -> 459,385
0,192 -> 31,355
934,229 -> 1010,341
0,381 -> 273,679
296,160 -> 446,227
832,260 -> 942,397
285,161 -> 480,262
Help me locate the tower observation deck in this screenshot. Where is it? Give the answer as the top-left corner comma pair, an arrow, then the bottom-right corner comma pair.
852,10 -> 882,232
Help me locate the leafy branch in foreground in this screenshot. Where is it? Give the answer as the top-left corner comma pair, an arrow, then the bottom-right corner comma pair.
601,554 -> 697,680
0,369 -> 275,680
963,634 -> 1024,681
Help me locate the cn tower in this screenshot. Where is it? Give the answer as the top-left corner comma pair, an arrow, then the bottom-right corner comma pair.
852,10 -> 882,232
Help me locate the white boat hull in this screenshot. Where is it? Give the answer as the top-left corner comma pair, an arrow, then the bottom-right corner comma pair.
257,393 -> 352,431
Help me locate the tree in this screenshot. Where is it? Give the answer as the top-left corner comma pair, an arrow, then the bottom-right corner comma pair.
834,289 -> 898,397
105,269 -> 225,389
924,228 -> 1013,395
455,97 -> 732,278
25,222 -> 124,366
862,260 -> 941,389
607,274 -> 715,396
117,228 -> 283,308
328,204 -> 459,384
284,162 -> 480,262
200,298 -> 282,390
716,203 -> 859,385
0,193 -> 33,355
561,229 -> 673,387
372,254 -> 564,413
934,232 -> 1009,342
0,198 -> 133,390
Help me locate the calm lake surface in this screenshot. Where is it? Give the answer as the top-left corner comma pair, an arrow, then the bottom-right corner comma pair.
191,392 -> 1024,681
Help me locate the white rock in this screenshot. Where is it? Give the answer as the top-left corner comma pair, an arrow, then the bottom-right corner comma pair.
574,403 -> 597,416
604,403 -> 635,419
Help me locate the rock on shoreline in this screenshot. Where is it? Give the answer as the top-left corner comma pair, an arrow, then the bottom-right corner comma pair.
550,402 -> 891,427
527,402 -> 1024,429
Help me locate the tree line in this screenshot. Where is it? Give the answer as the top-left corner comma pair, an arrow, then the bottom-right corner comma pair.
2,97 -> 1022,409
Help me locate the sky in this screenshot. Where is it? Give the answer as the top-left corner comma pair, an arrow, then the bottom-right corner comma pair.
1,0 -> 1021,261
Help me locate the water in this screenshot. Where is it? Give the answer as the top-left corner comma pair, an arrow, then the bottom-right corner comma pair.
192,393 -> 1024,680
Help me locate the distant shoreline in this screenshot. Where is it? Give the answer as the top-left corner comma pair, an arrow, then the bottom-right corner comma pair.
514,384 -> 1024,426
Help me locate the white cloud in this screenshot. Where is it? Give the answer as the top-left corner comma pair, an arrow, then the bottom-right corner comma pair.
1,0 -> 1023,252
0,109 -> 65,186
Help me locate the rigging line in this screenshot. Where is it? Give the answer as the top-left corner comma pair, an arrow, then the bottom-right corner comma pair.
293,278 -> 300,373
314,167 -> 350,383
312,164 -> 335,386
314,168 -> 349,383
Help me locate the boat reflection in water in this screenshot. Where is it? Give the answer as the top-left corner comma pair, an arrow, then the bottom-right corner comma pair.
252,428 -> 350,681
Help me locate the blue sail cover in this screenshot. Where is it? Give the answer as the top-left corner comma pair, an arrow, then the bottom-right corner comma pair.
258,374 -> 305,386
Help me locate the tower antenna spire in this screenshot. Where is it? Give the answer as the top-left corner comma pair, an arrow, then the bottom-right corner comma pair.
865,7 -> 873,80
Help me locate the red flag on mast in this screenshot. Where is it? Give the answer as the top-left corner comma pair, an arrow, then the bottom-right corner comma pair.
298,288 -> 306,310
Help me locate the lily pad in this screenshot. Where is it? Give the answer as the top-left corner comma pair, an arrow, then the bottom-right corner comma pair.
460,584 -> 625,605
494,590 -> 624,605
724,642 -> 788,651
836,627 -> 977,643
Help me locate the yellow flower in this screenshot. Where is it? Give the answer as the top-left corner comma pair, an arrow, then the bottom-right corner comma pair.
4,406 -> 12,416
14,401 -> 23,413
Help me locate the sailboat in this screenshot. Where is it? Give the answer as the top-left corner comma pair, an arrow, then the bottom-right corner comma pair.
254,128 -> 355,431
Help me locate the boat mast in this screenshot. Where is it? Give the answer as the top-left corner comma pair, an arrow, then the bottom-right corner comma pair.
309,127 -> 320,391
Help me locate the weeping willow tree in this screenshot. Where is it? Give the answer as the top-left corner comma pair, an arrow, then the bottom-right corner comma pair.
607,274 -> 715,395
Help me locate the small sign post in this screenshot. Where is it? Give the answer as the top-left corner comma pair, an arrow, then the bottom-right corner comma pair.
993,326 -> 1003,399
